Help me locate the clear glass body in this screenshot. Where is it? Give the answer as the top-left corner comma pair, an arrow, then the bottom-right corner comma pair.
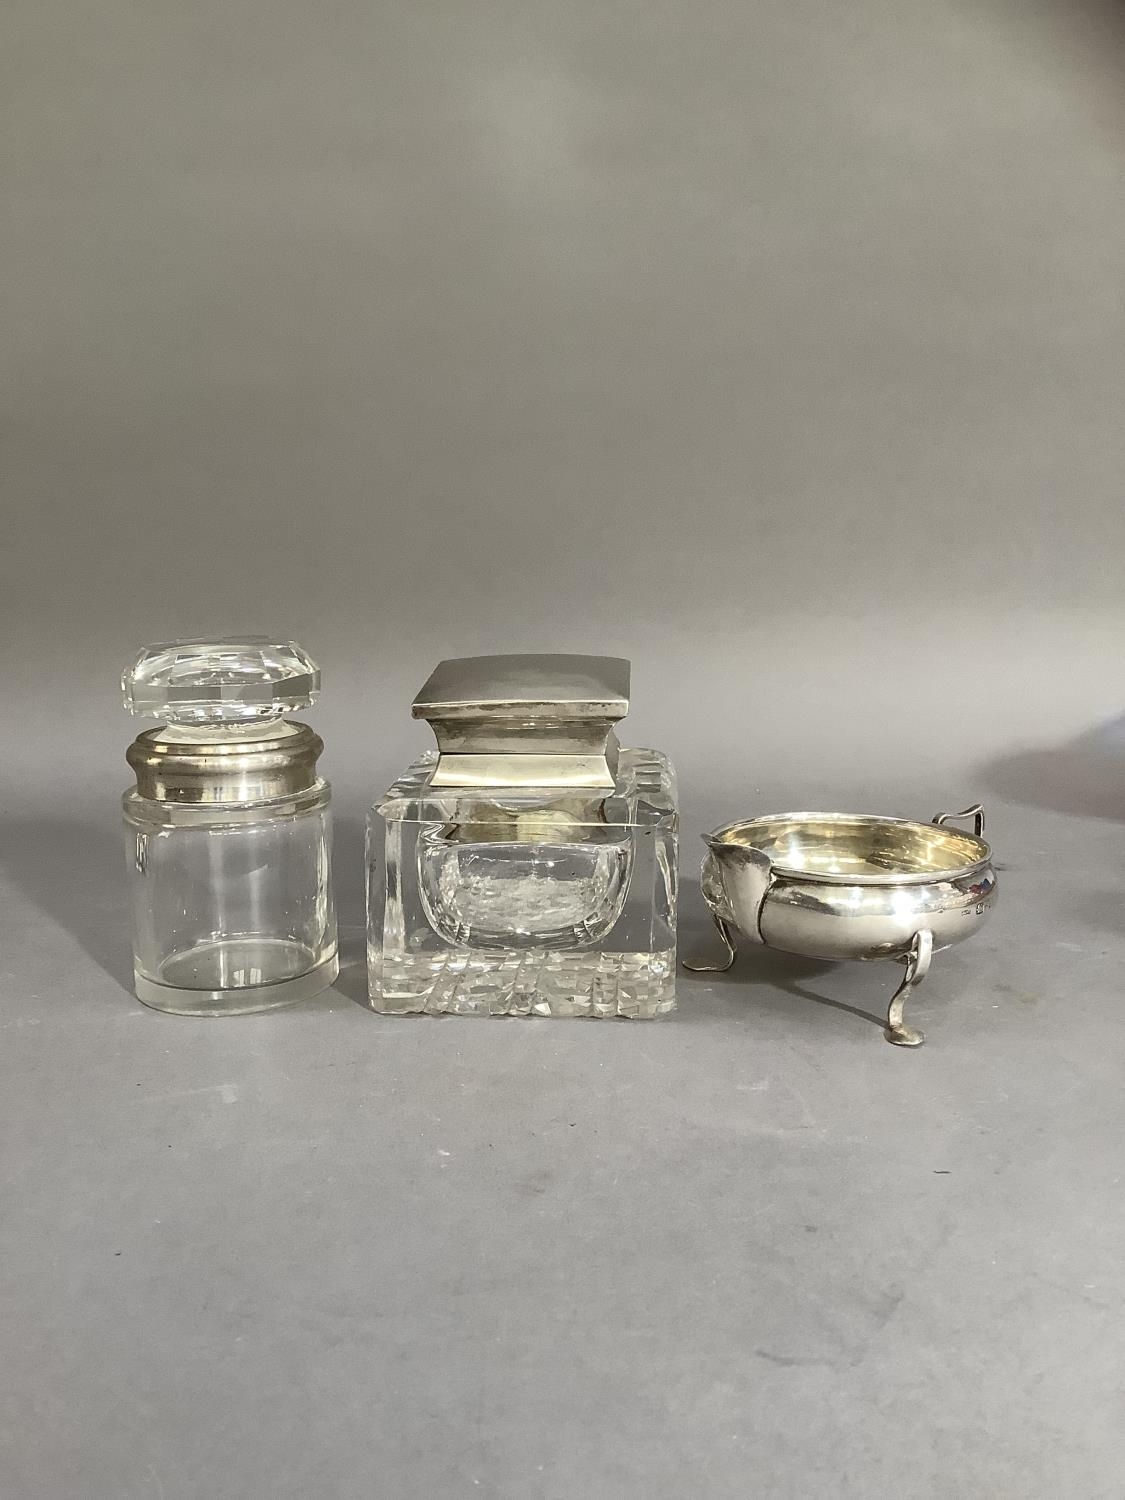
123,784 -> 337,1015
368,749 -> 677,1017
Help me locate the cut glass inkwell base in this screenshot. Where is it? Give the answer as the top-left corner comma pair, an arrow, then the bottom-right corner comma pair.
368,655 -> 678,1017
122,638 -> 338,1016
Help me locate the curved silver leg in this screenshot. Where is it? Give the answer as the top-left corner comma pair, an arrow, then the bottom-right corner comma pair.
885,929 -> 933,1046
683,914 -> 738,973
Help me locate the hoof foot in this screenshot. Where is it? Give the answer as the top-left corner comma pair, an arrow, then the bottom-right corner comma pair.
885,1023 -> 925,1048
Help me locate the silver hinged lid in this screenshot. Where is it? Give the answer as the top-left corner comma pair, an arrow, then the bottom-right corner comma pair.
412,653 -> 630,789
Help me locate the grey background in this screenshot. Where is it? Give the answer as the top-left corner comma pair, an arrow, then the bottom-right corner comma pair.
2,1 -> 1124,1496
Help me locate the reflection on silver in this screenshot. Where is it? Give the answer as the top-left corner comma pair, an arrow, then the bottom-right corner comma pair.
412,653 -> 630,790
685,805 -> 996,1048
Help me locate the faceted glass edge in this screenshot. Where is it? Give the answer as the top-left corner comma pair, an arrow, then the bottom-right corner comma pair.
122,638 -> 320,721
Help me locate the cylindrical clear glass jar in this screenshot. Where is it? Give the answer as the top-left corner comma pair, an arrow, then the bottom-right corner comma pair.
121,640 -> 338,1015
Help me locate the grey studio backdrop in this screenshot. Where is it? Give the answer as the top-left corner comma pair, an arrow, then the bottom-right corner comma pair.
3,2 -> 1124,1498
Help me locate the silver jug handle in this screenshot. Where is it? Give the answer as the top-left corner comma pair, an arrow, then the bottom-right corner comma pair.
933,803 -> 985,838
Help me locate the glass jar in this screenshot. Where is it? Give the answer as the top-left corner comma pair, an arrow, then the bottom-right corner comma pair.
368,655 -> 678,1018
121,638 -> 338,1015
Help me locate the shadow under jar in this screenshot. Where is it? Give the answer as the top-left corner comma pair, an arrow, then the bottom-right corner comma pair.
121,638 -> 338,1015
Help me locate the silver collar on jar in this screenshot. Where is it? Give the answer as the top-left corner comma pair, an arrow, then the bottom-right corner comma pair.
126,719 -> 325,804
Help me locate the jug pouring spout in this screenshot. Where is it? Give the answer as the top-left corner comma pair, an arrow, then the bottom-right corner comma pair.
702,837 -> 774,943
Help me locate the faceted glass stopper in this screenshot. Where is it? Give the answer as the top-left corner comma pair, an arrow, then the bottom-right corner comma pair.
122,637 -> 319,723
